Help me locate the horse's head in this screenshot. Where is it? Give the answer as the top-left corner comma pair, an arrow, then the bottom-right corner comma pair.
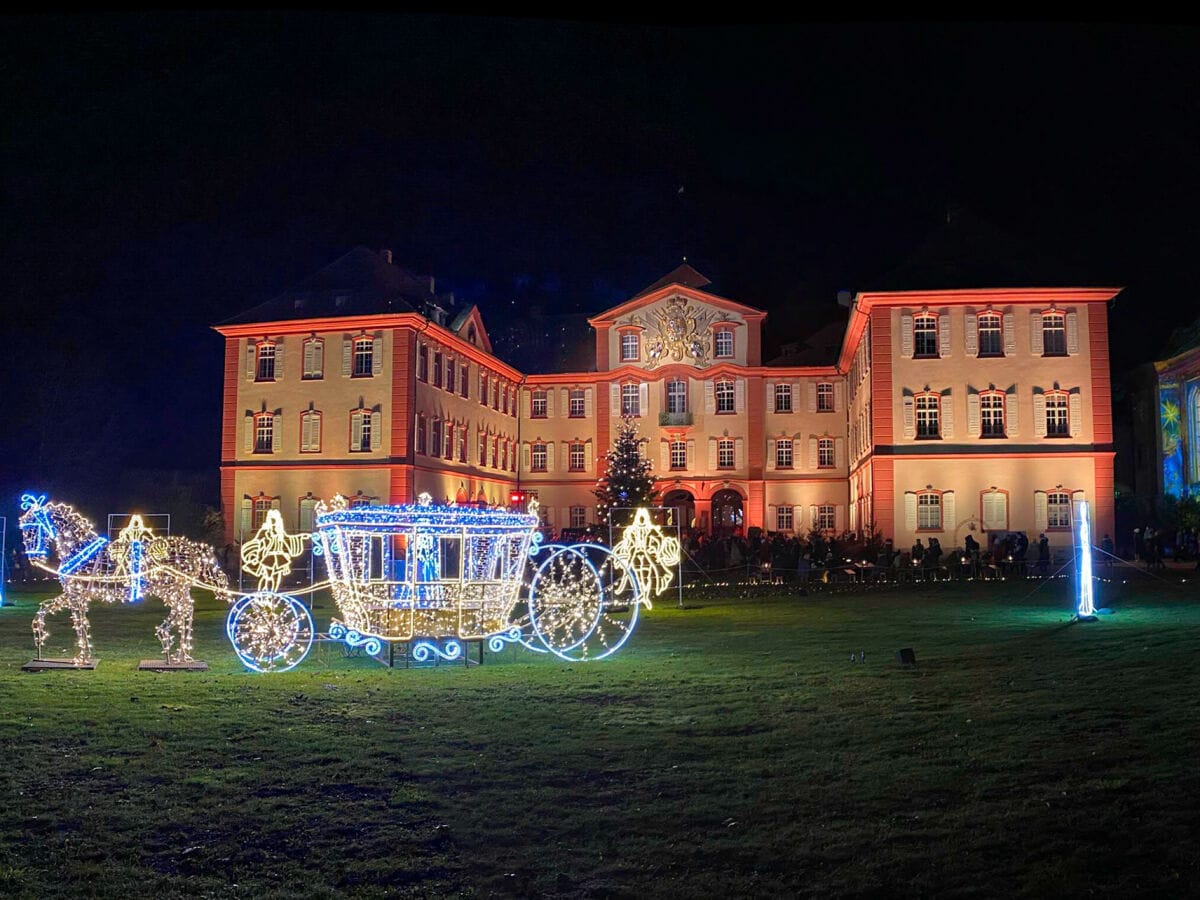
19,493 -> 55,559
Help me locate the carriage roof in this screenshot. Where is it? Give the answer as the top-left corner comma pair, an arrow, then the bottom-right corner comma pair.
313,504 -> 539,537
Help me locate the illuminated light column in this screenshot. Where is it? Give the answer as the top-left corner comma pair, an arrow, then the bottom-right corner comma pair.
1075,499 -> 1096,619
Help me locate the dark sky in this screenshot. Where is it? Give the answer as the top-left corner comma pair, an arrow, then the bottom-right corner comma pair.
3,16 -> 1199,521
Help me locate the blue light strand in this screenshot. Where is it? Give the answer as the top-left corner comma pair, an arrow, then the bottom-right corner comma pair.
58,536 -> 108,576
412,639 -> 463,662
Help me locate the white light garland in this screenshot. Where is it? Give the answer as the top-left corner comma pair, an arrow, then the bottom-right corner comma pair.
611,507 -> 681,608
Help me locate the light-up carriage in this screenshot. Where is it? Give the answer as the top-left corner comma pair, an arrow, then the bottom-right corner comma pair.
228,496 -> 646,672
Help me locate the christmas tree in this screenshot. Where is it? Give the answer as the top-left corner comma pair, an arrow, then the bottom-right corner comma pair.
595,416 -> 658,526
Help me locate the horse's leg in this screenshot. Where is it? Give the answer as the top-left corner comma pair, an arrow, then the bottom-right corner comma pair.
169,592 -> 196,662
155,597 -> 175,662
32,591 -> 71,658
68,596 -> 94,664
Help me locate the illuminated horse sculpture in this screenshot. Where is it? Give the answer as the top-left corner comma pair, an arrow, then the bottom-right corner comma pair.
18,494 -> 228,664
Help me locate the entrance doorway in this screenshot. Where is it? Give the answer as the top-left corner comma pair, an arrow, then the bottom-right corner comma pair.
661,489 -> 696,533
710,489 -> 744,537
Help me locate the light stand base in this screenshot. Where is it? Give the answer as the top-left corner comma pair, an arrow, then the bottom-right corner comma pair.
23,658 -> 98,671
138,659 -> 209,672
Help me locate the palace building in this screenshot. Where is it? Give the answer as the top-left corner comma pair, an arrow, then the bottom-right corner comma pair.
215,246 -> 1119,551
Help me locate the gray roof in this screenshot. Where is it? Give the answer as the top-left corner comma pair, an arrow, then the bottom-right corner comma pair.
219,246 -> 456,326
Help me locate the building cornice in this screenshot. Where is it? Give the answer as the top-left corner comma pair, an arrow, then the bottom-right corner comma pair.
587,283 -> 768,327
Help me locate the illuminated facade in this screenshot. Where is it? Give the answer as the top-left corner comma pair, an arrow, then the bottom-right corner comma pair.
216,248 -> 1119,551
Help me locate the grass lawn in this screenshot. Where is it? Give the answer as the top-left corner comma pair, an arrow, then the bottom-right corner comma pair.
1,575 -> 1198,897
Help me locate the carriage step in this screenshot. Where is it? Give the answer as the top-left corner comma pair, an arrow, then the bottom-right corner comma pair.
138,659 -> 209,672
22,658 -> 99,671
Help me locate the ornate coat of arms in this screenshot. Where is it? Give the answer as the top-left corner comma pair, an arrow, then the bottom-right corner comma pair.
631,297 -> 729,369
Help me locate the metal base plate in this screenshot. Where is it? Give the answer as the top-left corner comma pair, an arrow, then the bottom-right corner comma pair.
23,658 -> 98,671
138,659 -> 209,672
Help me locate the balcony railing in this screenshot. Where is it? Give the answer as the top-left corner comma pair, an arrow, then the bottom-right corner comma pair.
658,411 -> 693,427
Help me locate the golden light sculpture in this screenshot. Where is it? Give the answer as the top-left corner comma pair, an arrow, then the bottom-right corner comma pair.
240,509 -> 309,593
610,507 -> 681,607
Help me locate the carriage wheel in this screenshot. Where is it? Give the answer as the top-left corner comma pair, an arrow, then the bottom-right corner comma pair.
527,545 -> 641,661
227,592 -> 314,673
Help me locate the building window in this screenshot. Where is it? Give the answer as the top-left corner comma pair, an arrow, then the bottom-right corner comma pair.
256,342 -> 277,381
1046,392 -> 1070,436
478,432 -> 486,466
480,372 -> 488,404
252,497 -> 273,530
432,351 -> 443,388
718,438 -> 734,469
714,328 -> 734,358
620,332 -> 640,361
417,345 -> 428,381
773,383 -> 792,413
492,381 -> 499,409
417,416 -> 427,454
776,506 -> 794,532
1047,491 -> 1072,529
531,390 -> 548,418
458,428 -> 467,463
715,380 -> 735,414
445,358 -> 455,394
621,383 -> 640,417
443,422 -> 454,460
502,385 -> 509,415
490,436 -> 498,468
980,392 -> 1006,438
300,410 -> 322,453
569,389 -> 585,418
667,380 -> 688,414
460,363 -> 469,398
817,382 -> 834,412
1043,313 -> 1067,356
349,493 -> 373,508
817,504 -> 835,531
570,442 -> 585,471
982,490 -> 1008,531
818,437 -> 834,468
570,506 -> 587,528
914,314 -> 938,358
254,413 -> 274,453
299,496 -> 318,532
670,439 -> 687,470
302,338 -> 324,379
916,394 -> 940,439
775,438 -> 793,468
500,437 -> 508,471
353,338 -> 374,377
531,443 -> 547,472
431,419 -> 442,457
978,312 -> 1003,357
917,492 -> 941,530
351,409 -> 375,452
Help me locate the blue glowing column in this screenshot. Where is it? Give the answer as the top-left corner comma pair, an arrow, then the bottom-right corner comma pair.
1074,499 -> 1095,618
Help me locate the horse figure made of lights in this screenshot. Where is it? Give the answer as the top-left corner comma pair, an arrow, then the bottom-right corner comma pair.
17,494 -> 228,665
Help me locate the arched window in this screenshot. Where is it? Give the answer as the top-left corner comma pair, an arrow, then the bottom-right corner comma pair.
977,312 -> 1003,357
915,393 -> 940,439
913,314 -> 939,358
353,337 -> 374,377
302,338 -> 324,379
1042,311 -> 1067,356
917,491 -> 942,530
1047,491 -> 1072,529
253,412 -> 275,453
980,390 -> 1006,438
300,410 -> 322,453
255,341 -> 277,381
1044,390 -> 1070,437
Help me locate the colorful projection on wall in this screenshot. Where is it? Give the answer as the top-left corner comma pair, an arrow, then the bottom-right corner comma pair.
1160,379 -> 1184,498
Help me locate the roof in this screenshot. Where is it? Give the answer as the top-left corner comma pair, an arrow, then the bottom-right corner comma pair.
218,246 -> 456,326
766,319 -> 847,366
630,263 -> 713,299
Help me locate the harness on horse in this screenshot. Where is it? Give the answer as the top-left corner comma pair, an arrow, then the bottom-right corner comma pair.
58,536 -> 109,576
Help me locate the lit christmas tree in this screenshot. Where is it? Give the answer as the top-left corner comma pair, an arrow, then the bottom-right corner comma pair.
595,416 -> 658,527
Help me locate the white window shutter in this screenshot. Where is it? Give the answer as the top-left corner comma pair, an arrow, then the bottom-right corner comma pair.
835,505 -> 844,532
808,436 -> 818,469
522,390 -> 531,418
351,410 -> 364,451
546,443 -> 555,472
792,505 -> 803,531
1034,491 -> 1048,532
522,444 -> 531,470
269,496 -> 281,513
1069,392 -> 1083,437
271,414 -> 281,452
585,388 -> 594,417
704,380 -> 715,414
372,335 -> 383,375
244,413 -> 254,453
904,493 -> 918,532
767,439 -> 776,471
767,381 -> 776,413
807,381 -> 817,413
239,499 -> 251,537
610,383 -> 620,416
938,310 -> 951,357
245,341 -> 256,380
707,438 -> 717,470
274,339 -> 284,378
370,411 -> 382,450
639,382 -> 648,415
942,491 -> 955,533
735,437 -> 744,470
1003,313 -> 1016,356
546,389 -> 555,417
687,438 -> 695,470
902,396 -> 915,438
735,379 -> 746,413
967,394 -> 981,437
342,338 -> 353,376
561,387 -> 570,413
965,312 -> 978,356
660,439 -> 670,472
303,340 -> 314,376
810,504 -> 819,528
834,382 -> 845,412
1007,389 -> 1019,436
1033,393 -> 1047,438
1030,313 -> 1042,354
900,314 -> 914,358
835,437 -> 845,470
941,391 -> 954,438
1066,311 -> 1080,354
301,414 -> 311,452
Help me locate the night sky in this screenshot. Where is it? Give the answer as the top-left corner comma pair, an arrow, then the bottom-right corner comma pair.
4,16 -> 1199,525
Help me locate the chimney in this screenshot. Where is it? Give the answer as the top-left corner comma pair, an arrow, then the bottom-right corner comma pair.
381,249 -> 393,264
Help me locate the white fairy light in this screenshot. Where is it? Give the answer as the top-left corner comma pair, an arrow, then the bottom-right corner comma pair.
241,509 -> 308,592
610,507 -> 681,608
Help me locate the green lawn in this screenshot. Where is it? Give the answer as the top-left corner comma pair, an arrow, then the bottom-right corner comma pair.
1,576 -> 1198,897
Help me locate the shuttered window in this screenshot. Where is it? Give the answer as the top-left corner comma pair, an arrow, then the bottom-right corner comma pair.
978,312 -> 1003,357
776,506 -> 793,531
715,381 -> 735,413
1047,492 -> 1072,529
532,390 -> 548,418
774,383 -> 792,413
531,443 -> 548,472
256,342 -> 277,381
916,393 -> 940,439
980,392 -> 1006,438
353,338 -> 374,377
254,413 -> 274,453
914,315 -> 939,358
917,492 -> 941,530
718,439 -> 735,469
1046,392 -> 1070,436
1043,313 -> 1067,356
775,438 -> 793,468
817,382 -> 834,411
